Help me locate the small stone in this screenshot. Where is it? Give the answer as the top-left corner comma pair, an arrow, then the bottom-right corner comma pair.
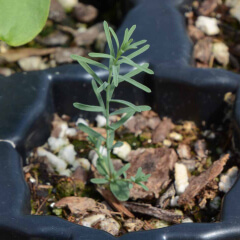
177,143 -> 191,159
194,37 -> 213,64
36,31 -> 70,46
212,42 -> 229,66
188,25 -> 205,42
163,139 -> 172,147
169,132 -> 183,141
113,141 -> 131,161
174,163 -> 189,195
99,217 -> 120,236
95,115 -> 106,127
219,166 -> 238,193
195,16 -> 220,35
225,0 -> 239,7
51,114 -> 68,138
123,218 -> 144,232
57,0 -> 78,11
58,144 -> 77,164
76,118 -> 88,126
59,169 -> 72,177
81,214 -> 106,227
49,0 -> 67,22
0,67 -> 14,76
18,56 -> 48,71
72,158 -> 91,171
66,128 -> 77,137
48,137 -> 69,152
229,2 -> 240,22
73,3 -> 98,23
170,196 -> 179,207
182,217 -> 193,223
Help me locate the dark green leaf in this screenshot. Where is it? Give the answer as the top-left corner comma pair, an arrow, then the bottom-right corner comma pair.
91,178 -> 109,184
73,102 -> 102,112
118,75 -> 151,93
110,180 -> 130,201
71,54 -> 108,70
116,163 -> 131,178
103,21 -> 115,57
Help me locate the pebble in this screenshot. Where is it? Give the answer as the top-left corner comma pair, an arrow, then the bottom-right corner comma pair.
195,16 -> 220,35
81,214 -> 106,227
73,3 -> 98,23
174,163 -> 189,195
229,2 -> 240,22
113,141 -> 131,161
58,144 -> 77,165
169,132 -> 183,141
76,118 -> 88,126
219,166 -> 238,193
18,56 -> 48,71
66,128 -> 77,137
163,139 -> 172,147
95,115 -> 106,127
72,158 -> 91,171
170,196 -> 179,207
88,146 -> 107,167
99,217 -> 120,236
212,42 -> 229,66
57,0 -> 78,11
0,67 -> 14,77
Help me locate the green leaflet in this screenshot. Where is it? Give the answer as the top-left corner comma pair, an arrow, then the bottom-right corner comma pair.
88,53 -> 114,59
118,75 -> 151,93
110,180 -> 130,201
110,99 -> 139,111
91,178 -> 109,184
116,163 -> 131,178
128,40 -> 147,50
110,107 -> 134,116
91,79 -> 105,113
125,45 -> 150,60
73,102 -> 103,112
110,111 -> 135,130
97,82 -> 109,93
124,63 -> 149,78
103,21 -> 115,57
127,25 -> 136,41
77,123 -> 105,141
109,27 -> 119,50
112,65 -> 119,87
112,141 -> 123,149
71,54 -> 108,70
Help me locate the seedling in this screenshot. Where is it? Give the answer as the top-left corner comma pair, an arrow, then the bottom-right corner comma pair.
71,21 -> 153,201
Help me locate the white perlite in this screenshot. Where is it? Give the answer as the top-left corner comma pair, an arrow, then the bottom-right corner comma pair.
174,163 -> 189,195
219,166 -> 238,193
169,132 -> 183,141
48,137 -> 69,152
58,144 -> 77,165
88,146 -> 107,167
81,214 -> 106,227
57,0 -> 78,10
212,42 -> 229,66
225,0 -> 240,7
230,3 -> 240,22
76,118 -> 88,126
66,128 -> 77,137
113,141 -> 131,161
37,147 -> 67,173
95,115 -> 106,127
195,16 -> 220,35
72,158 -> 91,171
170,196 -> 179,207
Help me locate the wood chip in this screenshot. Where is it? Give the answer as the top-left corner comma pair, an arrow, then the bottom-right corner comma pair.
124,202 -> 183,223
188,25 -> 205,42
178,154 -> 229,206
156,183 -> 176,208
198,0 -> 218,16
177,143 -> 192,159
0,48 -> 57,63
152,117 -> 174,143
194,140 -> 207,158
127,148 -> 178,199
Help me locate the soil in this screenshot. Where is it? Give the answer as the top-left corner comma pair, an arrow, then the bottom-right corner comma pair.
184,0 -> 240,72
23,92 -> 240,236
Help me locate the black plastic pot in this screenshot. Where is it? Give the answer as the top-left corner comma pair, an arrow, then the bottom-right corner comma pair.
1,0 -> 240,239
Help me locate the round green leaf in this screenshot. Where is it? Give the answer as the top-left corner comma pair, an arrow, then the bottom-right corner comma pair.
0,0 -> 50,46
110,180 -> 130,201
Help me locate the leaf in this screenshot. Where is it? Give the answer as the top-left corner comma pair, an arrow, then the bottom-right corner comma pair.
73,102 -> 103,112
112,141 -> 123,148
77,123 -> 105,141
125,45 -> 150,60
0,0 -> 50,46
120,57 -> 154,75
124,63 -> 149,78
88,53 -> 114,59
128,40 -> 147,49
110,99 -> 139,111
103,21 -> 115,57
91,79 -> 105,112
96,158 -> 109,176
110,107 -> 134,116
135,167 -> 143,180
91,178 -> 109,184
75,61 -> 103,85
116,163 -> 131,178
97,82 -> 109,93
127,25 -> 136,41
118,75 -> 151,93
109,27 -> 119,50
107,130 -> 115,149
137,105 -> 151,111
110,111 -> 135,130
137,182 -> 149,191
71,54 -> 108,70
112,65 -> 119,87
110,180 -> 130,201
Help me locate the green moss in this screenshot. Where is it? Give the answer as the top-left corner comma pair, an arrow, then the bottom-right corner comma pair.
72,140 -> 91,158
56,180 -> 85,198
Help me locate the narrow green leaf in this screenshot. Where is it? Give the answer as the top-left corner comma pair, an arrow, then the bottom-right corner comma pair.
118,75 -> 151,93
116,163 -> 131,178
88,53 -> 114,59
91,178 -> 109,184
109,83 -> 116,99
103,21 -> 115,57
128,40 -> 147,49
109,27 -> 119,50
77,123 -> 105,141
135,167 -> 143,179
137,182 -> 149,191
120,57 -> 154,75
91,79 -> 105,112
112,141 -> 123,148
97,82 -> 109,93
110,99 -> 139,111
125,45 -> 150,60
124,63 -> 149,78
110,180 -> 130,201
110,111 -> 135,130
74,61 -> 103,85
73,102 -> 102,112
127,25 -> 136,41
96,157 -> 109,176
137,105 -> 151,112
71,54 -> 108,70
112,65 -> 119,87
110,107 -> 135,116
107,130 -> 115,149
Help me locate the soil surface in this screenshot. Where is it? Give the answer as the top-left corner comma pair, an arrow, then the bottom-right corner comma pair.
24,95 -> 240,236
